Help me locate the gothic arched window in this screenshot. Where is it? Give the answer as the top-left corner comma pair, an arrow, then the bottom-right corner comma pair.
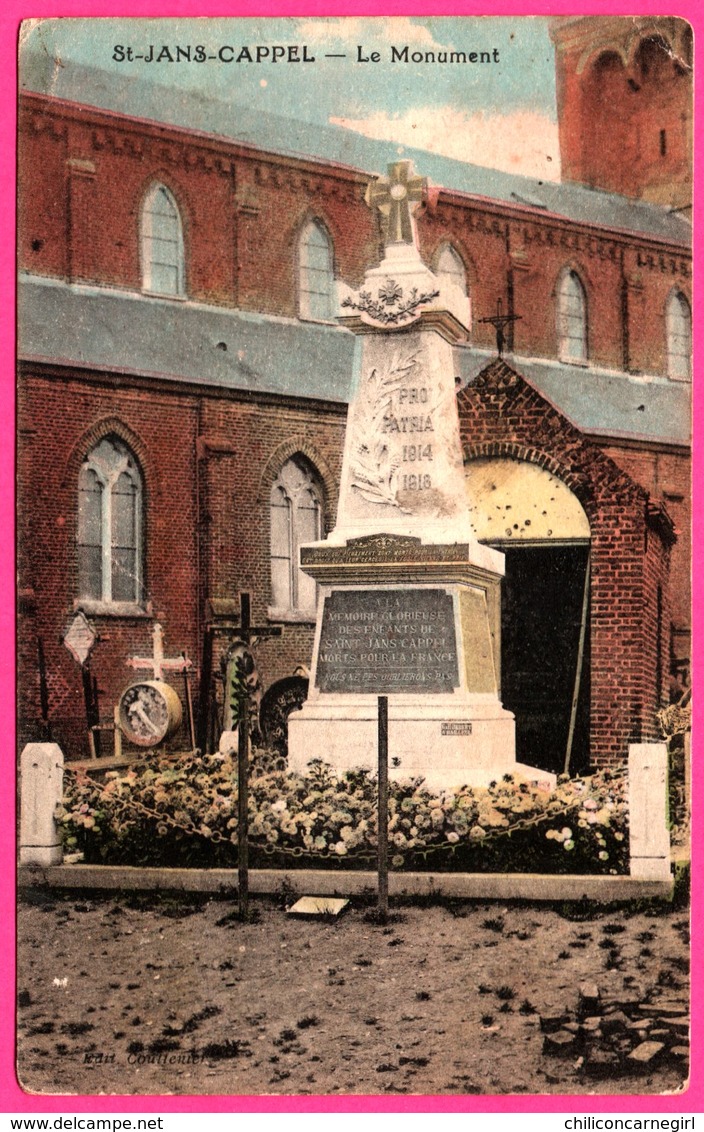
436,243 -> 468,294
141,183 -> 185,296
298,220 -> 335,320
78,436 -> 144,606
557,269 -> 588,363
666,291 -> 692,381
436,242 -> 471,328
270,456 -> 323,617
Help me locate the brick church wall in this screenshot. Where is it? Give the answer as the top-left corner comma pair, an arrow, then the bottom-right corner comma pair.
16,365 -> 346,758
18,92 -> 691,380
599,442 -> 690,661
18,94 -> 378,312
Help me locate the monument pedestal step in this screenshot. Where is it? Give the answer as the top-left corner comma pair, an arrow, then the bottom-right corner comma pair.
288,698 -> 556,792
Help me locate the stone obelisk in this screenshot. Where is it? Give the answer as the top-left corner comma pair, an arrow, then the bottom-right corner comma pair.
288,160 -> 554,791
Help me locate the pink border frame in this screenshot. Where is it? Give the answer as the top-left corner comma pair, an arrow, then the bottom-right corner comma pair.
3,0 -> 701,1114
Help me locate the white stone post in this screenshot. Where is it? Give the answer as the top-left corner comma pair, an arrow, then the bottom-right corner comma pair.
19,743 -> 64,866
628,742 -> 671,880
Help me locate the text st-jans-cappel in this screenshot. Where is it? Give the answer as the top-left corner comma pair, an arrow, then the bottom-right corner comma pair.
111,44 -> 501,64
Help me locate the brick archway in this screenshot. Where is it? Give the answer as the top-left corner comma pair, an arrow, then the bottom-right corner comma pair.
458,358 -> 675,767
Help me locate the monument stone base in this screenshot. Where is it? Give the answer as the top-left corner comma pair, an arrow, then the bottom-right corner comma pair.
287,537 -> 557,792
288,693 -> 554,792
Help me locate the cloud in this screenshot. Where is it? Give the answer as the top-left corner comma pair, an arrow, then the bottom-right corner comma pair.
295,17 -> 442,49
329,107 -> 561,182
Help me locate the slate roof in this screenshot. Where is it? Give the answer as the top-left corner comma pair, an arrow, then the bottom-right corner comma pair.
18,275 -> 691,447
455,349 -> 691,448
21,52 -> 691,248
18,274 -> 355,405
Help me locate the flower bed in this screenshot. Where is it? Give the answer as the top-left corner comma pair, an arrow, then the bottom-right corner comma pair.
60,751 -> 629,874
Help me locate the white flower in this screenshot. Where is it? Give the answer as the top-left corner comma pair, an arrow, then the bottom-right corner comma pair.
52,977 -> 68,988
447,832 -> 460,844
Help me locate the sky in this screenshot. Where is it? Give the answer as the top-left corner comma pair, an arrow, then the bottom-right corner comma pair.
21,16 -> 561,180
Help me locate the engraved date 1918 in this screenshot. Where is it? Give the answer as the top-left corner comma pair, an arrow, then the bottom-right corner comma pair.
402,474 -> 432,491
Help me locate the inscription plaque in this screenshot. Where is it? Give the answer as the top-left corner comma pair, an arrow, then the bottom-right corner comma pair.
441,722 -> 473,736
316,588 -> 459,694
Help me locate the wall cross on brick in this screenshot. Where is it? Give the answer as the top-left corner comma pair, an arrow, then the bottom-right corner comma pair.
479,298 -> 522,357
126,623 -> 192,680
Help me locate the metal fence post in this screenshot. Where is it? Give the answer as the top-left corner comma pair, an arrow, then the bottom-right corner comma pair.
378,695 -> 389,922
238,695 -> 250,918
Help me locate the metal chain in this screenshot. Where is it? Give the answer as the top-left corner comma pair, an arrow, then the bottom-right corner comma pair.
64,765 -> 228,845
63,764 -> 627,861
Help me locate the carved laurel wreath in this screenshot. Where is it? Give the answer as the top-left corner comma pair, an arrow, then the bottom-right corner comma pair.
350,351 -> 420,510
341,279 -> 440,325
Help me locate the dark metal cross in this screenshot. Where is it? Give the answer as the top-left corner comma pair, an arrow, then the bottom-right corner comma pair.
227,593 -> 282,921
366,160 -> 426,247
479,298 -> 522,357
222,591 -> 283,730
196,592 -> 281,753
231,592 -> 282,649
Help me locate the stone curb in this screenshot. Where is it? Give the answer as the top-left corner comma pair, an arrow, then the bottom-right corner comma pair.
17,864 -> 674,902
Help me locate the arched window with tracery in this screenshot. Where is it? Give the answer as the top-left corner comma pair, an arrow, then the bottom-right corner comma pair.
298,220 -> 335,320
557,269 -> 588,363
270,456 -> 323,618
436,242 -> 471,328
78,436 -> 144,607
141,183 -> 185,296
666,290 -> 692,381
436,244 -> 468,294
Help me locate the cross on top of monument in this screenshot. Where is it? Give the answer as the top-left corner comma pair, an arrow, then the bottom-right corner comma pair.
365,161 -> 427,248
478,297 -> 522,357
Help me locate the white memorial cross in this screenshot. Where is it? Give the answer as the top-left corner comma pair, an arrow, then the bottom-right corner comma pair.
126,623 -> 192,680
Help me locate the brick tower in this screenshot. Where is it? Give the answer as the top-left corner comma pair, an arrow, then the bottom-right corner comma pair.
551,17 -> 692,209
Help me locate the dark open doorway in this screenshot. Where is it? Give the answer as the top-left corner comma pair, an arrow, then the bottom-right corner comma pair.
497,544 -> 591,777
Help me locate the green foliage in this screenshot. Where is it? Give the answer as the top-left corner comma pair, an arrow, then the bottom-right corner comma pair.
60,750 -> 629,874
657,700 -> 691,838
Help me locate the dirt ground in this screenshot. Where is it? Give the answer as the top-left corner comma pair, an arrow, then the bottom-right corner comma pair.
17,888 -> 690,1099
